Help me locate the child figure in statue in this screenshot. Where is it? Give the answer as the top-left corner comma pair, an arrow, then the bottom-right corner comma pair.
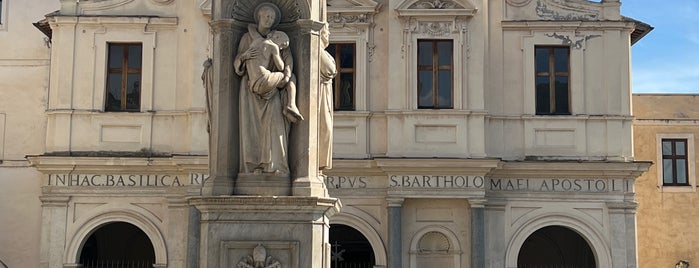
235,30 -> 303,123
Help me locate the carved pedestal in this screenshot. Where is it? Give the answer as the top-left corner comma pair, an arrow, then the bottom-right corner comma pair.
190,196 -> 341,268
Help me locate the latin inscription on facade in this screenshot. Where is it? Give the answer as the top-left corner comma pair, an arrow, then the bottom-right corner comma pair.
327,175 -> 631,193
326,176 -> 368,188
45,173 -> 210,187
488,178 -> 631,193
390,175 -> 485,189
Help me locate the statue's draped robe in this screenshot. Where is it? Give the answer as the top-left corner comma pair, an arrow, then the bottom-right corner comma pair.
236,25 -> 291,174
318,49 -> 336,170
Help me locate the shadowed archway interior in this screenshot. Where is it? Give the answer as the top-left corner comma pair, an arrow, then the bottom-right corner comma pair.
330,224 -> 375,268
79,222 -> 155,268
517,225 -> 596,268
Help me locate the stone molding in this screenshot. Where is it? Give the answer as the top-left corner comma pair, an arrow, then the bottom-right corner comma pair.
27,155 -> 208,174
190,196 -> 340,207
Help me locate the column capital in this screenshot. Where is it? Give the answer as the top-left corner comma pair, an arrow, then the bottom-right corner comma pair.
386,197 -> 404,207
468,198 -> 487,208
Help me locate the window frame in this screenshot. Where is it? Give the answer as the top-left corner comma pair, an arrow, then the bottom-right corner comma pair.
326,42 -> 356,111
661,139 -> 690,186
416,39 -> 453,109
105,43 -> 143,112
656,134 -> 696,192
0,0 -> 7,30
534,46 -> 571,115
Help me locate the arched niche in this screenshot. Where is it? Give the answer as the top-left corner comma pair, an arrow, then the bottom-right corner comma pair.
78,222 -> 156,266
216,0 -> 311,22
517,225 -> 595,267
63,210 -> 168,268
505,214 -> 612,268
331,210 -> 387,267
408,226 -> 461,268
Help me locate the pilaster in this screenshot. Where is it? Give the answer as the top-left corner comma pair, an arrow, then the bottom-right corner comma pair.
386,198 -> 403,268
39,195 -> 70,268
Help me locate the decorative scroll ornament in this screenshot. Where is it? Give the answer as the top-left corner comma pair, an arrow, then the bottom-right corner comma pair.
418,22 -> 451,36
535,0 -> 599,21
328,12 -> 367,24
237,244 -> 282,268
505,0 -> 532,7
410,0 -> 457,9
150,0 -> 174,5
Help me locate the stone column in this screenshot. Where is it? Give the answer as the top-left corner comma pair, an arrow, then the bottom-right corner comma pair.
284,20 -> 328,197
470,200 -> 485,268
201,17 -> 240,196
386,198 -> 404,268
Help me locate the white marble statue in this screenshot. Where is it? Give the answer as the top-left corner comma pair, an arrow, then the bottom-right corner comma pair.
234,3 -> 300,175
318,24 -> 337,171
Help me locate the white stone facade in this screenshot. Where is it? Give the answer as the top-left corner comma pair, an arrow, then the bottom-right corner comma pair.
0,0 -> 651,267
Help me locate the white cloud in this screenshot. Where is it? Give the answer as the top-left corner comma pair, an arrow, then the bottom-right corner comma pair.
632,65 -> 699,93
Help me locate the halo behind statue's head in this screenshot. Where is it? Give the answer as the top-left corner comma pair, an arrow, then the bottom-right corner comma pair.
254,2 -> 282,29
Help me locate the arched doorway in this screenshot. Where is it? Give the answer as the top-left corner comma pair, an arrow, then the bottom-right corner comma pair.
79,222 -> 155,268
330,224 -> 375,268
517,225 -> 595,268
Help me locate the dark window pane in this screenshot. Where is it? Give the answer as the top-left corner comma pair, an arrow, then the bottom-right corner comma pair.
339,44 -> 354,69
554,76 -> 569,114
676,141 -> 686,156
437,70 -> 452,108
663,159 -> 674,184
554,48 -> 569,72
535,76 -> 550,114
418,41 -> 433,66
662,141 -> 672,155
106,73 -> 123,111
677,159 -> 687,184
418,70 -> 433,108
535,48 -> 549,72
326,45 -> 336,56
337,73 -> 354,111
437,41 -> 452,66
126,74 -> 141,110
127,45 -> 142,70
108,46 -> 123,69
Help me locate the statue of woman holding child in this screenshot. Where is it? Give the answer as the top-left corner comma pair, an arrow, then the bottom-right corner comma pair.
234,3 -> 302,176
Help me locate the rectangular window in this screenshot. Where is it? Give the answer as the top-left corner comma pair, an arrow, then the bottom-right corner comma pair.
662,139 -> 690,186
105,43 -> 142,112
326,43 -> 355,111
417,39 -> 452,109
0,0 -> 4,26
535,46 -> 570,115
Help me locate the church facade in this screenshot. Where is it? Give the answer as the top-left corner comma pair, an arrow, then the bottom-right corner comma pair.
0,0 -> 652,267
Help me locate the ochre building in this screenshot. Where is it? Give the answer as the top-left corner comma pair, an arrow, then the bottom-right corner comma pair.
633,94 -> 699,268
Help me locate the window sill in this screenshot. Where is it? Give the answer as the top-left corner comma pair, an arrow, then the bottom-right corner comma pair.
658,185 -> 696,193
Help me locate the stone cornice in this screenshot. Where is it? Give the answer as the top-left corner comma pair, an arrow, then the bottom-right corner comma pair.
491,161 -> 651,179
501,20 -> 635,31
48,16 -> 178,27
27,155 -> 207,174
189,196 -> 342,218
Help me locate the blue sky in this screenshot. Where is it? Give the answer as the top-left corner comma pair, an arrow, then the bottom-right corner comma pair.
622,0 -> 699,93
